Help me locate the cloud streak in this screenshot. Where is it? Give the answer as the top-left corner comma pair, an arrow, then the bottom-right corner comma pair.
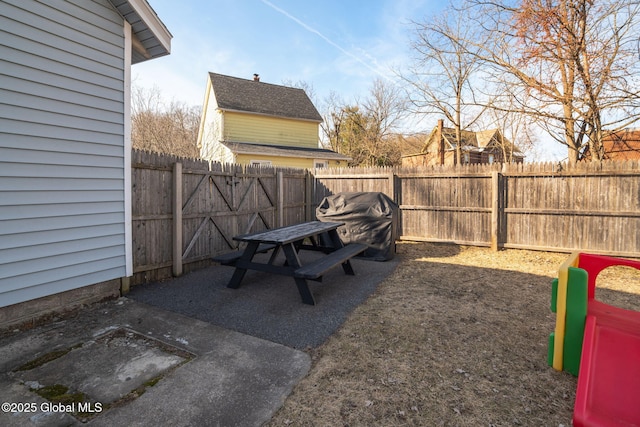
258,0 -> 392,81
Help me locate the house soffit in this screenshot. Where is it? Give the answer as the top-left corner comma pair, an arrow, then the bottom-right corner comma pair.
110,0 -> 172,63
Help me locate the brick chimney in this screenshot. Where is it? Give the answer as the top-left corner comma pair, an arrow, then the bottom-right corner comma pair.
437,119 -> 445,165
253,73 -> 260,82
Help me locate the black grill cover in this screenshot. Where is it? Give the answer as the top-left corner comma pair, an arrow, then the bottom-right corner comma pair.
316,192 -> 398,261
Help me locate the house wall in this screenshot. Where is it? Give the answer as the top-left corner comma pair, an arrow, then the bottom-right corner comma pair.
198,81 -> 226,161
223,112 -> 319,148
0,0 -> 128,308
234,153 -> 342,169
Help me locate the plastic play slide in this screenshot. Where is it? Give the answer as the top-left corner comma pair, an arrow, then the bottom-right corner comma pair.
549,252 -> 640,427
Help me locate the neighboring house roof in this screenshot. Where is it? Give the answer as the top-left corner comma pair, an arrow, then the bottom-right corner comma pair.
440,128 -> 523,155
111,0 -> 172,63
406,124 -> 523,158
393,133 -> 428,156
601,129 -> 640,160
439,128 -> 479,151
475,129 -> 501,148
222,141 -> 351,161
209,73 -> 323,122
476,129 -> 524,157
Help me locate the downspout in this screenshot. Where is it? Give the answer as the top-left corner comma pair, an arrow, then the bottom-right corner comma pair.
123,21 -> 133,277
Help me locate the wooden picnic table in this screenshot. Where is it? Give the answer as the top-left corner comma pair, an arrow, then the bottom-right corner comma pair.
213,221 -> 367,305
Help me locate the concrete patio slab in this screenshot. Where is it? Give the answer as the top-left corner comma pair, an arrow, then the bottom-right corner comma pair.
0,298 -> 310,426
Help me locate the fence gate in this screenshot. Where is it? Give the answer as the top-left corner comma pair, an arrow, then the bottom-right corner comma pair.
174,164 -> 277,276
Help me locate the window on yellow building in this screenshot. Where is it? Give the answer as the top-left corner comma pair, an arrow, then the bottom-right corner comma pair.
250,160 -> 272,167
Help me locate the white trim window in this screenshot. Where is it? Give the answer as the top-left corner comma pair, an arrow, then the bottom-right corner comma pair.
314,160 -> 328,169
250,160 -> 272,167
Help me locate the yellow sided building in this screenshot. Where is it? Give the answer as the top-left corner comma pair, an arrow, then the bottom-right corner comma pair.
197,73 -> 350,168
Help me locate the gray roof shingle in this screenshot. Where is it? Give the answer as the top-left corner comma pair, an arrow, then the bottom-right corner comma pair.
209,73 -> 322,122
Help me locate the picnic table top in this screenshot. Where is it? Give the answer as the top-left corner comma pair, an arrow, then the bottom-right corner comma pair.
233,221 -> 343,245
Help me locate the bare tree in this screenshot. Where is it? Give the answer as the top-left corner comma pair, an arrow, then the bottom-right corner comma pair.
319,91 -> 347,153
320,79 -> 407,166
359,79 -> 408,166
405,6 -> 490,164
131,85 -> 201,158
476,84 -> 538,162
464,0 -> 640,164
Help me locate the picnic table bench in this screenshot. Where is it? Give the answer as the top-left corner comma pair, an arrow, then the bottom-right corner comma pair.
212,221 -> 367,305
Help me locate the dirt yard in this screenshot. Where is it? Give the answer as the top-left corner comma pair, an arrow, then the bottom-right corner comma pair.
267,242 -> 640,427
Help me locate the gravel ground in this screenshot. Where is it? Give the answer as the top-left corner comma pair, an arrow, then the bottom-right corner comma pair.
127,250 -> 400,349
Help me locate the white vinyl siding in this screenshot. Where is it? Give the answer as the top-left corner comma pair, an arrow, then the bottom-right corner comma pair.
0,0 -> 127,307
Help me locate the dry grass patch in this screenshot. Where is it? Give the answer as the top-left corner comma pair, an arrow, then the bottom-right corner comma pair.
268,242 -> 640,427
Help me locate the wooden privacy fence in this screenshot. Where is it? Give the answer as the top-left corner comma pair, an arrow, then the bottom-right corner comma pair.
132,151 -> 640,285
131,151 -> 310,284
313,161 -> 640,258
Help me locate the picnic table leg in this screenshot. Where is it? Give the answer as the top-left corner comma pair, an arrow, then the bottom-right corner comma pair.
341,260 -> 356,275
282,243 -> 316,305
227,241 -> 260,289
327,229 -> 357,275
267,245 -> 281,265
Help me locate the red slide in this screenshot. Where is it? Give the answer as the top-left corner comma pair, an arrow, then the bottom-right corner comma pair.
573,255 -> 640,427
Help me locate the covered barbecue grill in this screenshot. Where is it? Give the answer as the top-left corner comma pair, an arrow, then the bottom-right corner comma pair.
316,192 -> 398,261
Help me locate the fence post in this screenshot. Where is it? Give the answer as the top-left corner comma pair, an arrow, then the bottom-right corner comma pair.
491,171 -> 503,251
172,162 -> 183,276
277,170 -> 284,227
388,171 -> 396,202
305,170 -> 314,221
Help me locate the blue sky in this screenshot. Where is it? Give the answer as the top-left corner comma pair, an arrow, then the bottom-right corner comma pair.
133,0 -> 566,161
133,0 -> 445,110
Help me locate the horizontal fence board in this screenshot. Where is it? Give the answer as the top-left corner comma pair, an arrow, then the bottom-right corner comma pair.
505,208 -> 640,217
